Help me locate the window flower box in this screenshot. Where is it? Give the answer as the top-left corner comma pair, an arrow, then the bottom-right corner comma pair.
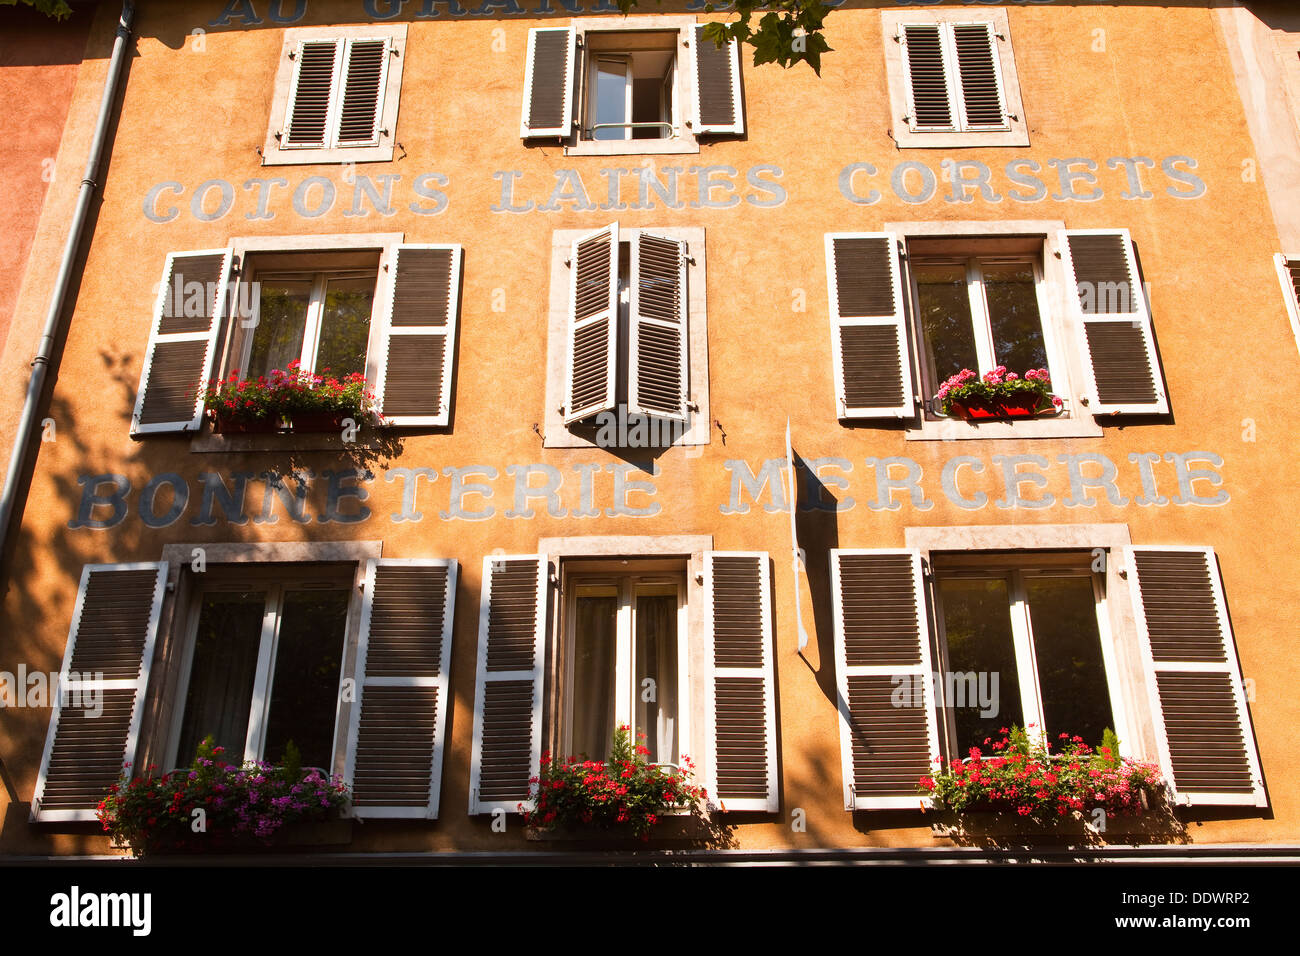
211,412 -> 284,434
288,411 -> 350,433
204,363 -> 379,435
938,367 -> 1062,420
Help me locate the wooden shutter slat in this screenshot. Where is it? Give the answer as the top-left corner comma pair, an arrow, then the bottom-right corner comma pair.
705,552 -> 778,812
832,549 -> 939,811
824,233 -> 914,419
285,40 -> 339,147
375,244 -> 461,427
1127,547 -> 1266,807
693,26 -> 744,136
1060,229 -> 1169,415
565,224 -> 620,424
629,231 -> 688,422
345,559 -> 457,819
520,27 -> 575,138
32,563 -> 167,823
131,249 -> 232,436
469,555 -> 549,814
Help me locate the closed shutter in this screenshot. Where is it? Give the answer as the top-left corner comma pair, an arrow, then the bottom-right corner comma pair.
901,24 -> 956,131
831,549 -> 939,811
284,39 -> 340,147
31,563 -> 167,822
824,232 -> 915,419
131,249 -> 232,436
1059,229 -> 1169,416
375,244 -> 461,427
693,25 -> 744,136
336,38 -> 390,147
628,230 -> 688,423
520,27 -> 575,138
469,555 -> 549,815
344,559 -> 457,819
564,223 -> 620,424
951,23 -> 1008,129
705,552 -> 778,812
1126,547 -> 1266,807
1273,254 -> 1300,353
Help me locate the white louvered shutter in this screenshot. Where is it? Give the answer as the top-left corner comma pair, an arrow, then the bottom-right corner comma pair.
693,25 -> 744,136
31,563 -> 167,822
284,39 -> 342,148
1273,254 -> 1300,353
705,552 -> 778,813
824,232 -> 915,419
1126,547 -> 1266,808
468,555 -> 549,815
131,249 -> 232,436
344,559 -> 457,819
628,230 -> 688,423
564,223 -> 620,424
374,244 -> 461,427
1059,229 -> 1169,416
901,24 -> 957,131
831,550 -> 939,811
520,27 -> 576,138
335,38 -> 391,147
950,23 -> 1009,130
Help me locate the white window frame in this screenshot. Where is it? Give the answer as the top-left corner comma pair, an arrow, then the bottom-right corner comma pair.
1273,253 -> 1300,357
261,24 -> 407,166
882,8 -> 1029,149
886,220 -> 1101,441
544,225 -> 710,448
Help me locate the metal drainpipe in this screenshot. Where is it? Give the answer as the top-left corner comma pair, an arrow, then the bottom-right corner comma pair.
0,0 -> 135,569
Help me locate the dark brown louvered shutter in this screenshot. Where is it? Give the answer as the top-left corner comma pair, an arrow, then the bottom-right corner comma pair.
32,563 -> 167,822
285,40 -> 339,147
952,23 -> 1006,128
1127,547 -> 1266,807
345,559 -> 457,819
831,550 -> 938,810
564,224 -> 620,424
1060,230 -> 1168,415
377,244 -> 461,427
131,250 -> 232,436
469,555 -> 548,814
706,552 -> 778,812
629,231 -> 689,423
336,39 -> 388,146
1275,256 -> 1300,344
520,27 -> 575,138
694,25 -> 744,135
824,233 -> 914,419
902,24 -> 954,130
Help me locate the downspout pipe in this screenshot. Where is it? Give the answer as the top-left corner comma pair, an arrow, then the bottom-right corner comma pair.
0,0 -> 135,569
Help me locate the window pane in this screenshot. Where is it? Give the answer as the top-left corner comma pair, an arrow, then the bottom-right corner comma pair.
1026,576 -> 1115,748
938,577 -> 1023,754
177,592 -> 265,765
247,279 -> 311,378
634,592 -> 678,764
592,57 -> 628,141
982,262 -> 1048,375
570,594 -> 618,759
316,276 -> 373,379
262,589 -> 350,769
915,262 -> 979,385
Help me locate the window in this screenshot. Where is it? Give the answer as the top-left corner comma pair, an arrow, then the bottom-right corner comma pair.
824,224 -> 1170,439
881,9 -> 1028,149
543,224 -> 709,448
131,234 -> 463,438
261,25 -> 406,166
1273,253 -> 1300,356
520,18 -> 743,156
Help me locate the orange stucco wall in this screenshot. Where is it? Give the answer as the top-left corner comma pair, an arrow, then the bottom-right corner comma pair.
2,0 -> 1299,856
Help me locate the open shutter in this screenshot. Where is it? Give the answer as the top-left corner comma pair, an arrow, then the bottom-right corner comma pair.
284,39 -> 341,147
951,23 -> 1008,129
705,552 -> 778,812
693,25 -> 744,136
335,38 -> 390,147
344,559 -> 457,819
831,549 -> 939,811
131,249 -> 232,436
1126,547 -> 1266,808
1273,254 -> 1300,353
375,244 -> 461,427
1059,229 -> 1169,416
469,555 -> 549,815
520,27 -> 575,138
628,230 -> 688,423
900,24 -> 956,131
564,223 -> 620,424
824,232 -> 914,419
31,563 -> 167,822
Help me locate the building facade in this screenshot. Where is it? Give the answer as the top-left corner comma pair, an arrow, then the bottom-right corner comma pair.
1,0 -> 1299,856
